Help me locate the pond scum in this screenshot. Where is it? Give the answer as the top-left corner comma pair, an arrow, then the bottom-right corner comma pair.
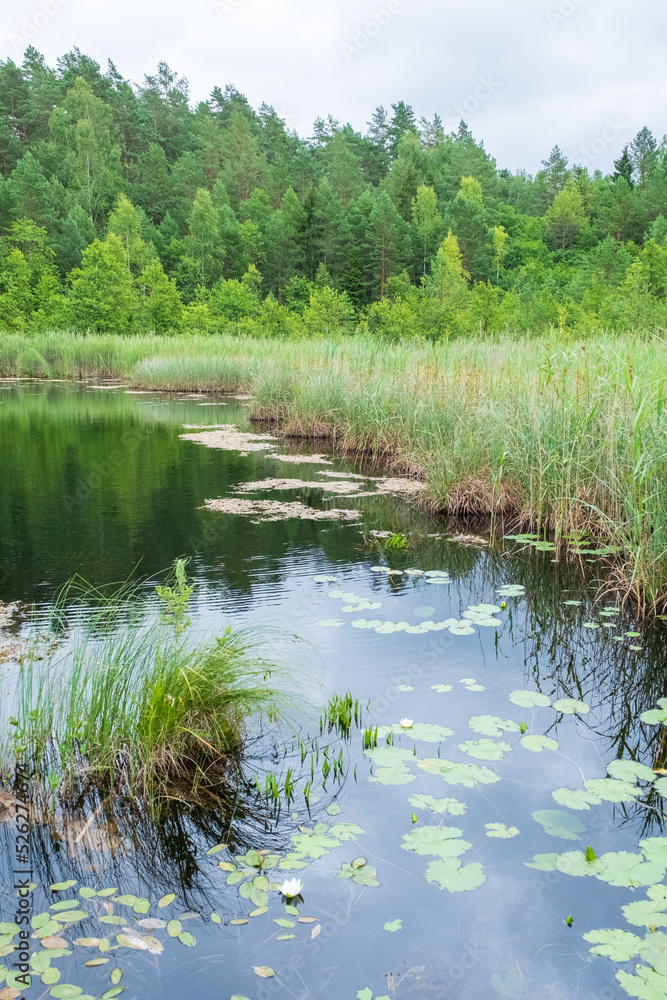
1,330 -> 667,612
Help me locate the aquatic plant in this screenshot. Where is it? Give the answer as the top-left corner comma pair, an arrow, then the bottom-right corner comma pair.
3,571 -> 301,801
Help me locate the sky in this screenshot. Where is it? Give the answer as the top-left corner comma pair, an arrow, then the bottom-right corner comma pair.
2,0 -> 665,174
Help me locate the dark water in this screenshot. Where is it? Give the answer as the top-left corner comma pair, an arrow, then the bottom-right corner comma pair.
1,380 -> 666,1000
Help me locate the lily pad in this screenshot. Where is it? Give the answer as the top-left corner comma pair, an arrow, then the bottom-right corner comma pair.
520,734 -> 559,753
639,838 -> 667,867
584,778 -> 641,803
424,859 -> 486,892
595,851 -> 665,888
458,739 -> 511,761
368,765 -> 416,785
606,760 -> 656,783
509,690 -> 551,709
553,698 -> 590,715
583,928 -> 644,961
551,787 -> 601,811
485,823 -> 519,839
408,794 -> 466,816
555,850 -> 606,877
401,826 -> 470,858
253,966 -> 276,978
623,885 -> 667,928
532,810 -> 585,841
396,723 -> 454,743
419,758 -> 500,788
468,715 -> 520,737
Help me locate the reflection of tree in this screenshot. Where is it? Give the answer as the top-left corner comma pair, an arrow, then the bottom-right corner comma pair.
0,743 -> 347,914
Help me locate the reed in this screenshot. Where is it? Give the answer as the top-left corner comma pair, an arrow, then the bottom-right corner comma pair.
4,568 -> 294,800
1,330 -> 666,609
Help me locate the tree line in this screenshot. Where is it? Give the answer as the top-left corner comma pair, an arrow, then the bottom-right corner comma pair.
1,46 -> 667,337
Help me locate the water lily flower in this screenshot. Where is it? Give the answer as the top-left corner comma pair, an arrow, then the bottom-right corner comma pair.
400,718 -> 413,728
279,878 -> 303,898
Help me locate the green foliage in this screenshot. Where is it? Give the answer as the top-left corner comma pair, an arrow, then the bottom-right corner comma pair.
5,578 -> 289,799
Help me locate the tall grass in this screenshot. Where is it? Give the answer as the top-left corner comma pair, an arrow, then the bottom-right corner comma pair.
3,566 -> 298,800
2,330 -> 667,609
8,622 -> 286,799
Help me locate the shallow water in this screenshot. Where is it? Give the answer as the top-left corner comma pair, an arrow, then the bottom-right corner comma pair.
1,381 -> 666,1000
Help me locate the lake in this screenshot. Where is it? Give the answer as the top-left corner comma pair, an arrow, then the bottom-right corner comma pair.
0,380 -> 665,1000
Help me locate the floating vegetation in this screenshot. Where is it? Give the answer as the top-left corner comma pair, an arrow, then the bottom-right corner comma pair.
509,690 -> 551,709
520,734 -> 559,752
180,425 -> 278,453
267,453 -> 334,464
496,585 -> 526,597
202,498 -> 362,521
460,678 -> 486,692
640,698 -> 667,726
532,810 -> 585,840
418,758 -> 500,788
408,794 -> 467,816
236,477 -> 367,495
458,739 -> 511,761
468,715 -> 520,737
338,859 -> 380,887
553,698 -> 590,714
485,823 -> 520,838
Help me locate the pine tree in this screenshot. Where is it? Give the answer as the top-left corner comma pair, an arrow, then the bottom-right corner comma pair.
630,127 -> 658,188
264,188 -> 306,301
367,190 -> 407,298
541,145 -> 570,201
220,110 -> 265,203
388,101 -> 418,158
612,146 -> 634,189
54,213 -> 87,275
419,114 -> 444,148
5,152 -> 62,231
313,178 -> 348,277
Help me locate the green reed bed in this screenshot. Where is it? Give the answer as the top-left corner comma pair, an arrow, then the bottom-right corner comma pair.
7,623 -> 285,799
1,330 -> 667,609
3,567 -> 292,800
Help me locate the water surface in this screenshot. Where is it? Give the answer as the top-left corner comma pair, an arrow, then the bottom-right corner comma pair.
1,381 -> 666,1000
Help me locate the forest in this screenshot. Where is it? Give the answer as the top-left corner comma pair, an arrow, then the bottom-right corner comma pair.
0,46 -> 666,337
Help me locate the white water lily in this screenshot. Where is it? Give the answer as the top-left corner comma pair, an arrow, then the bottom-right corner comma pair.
400,718 -> 414,728
279,878 -> 303,898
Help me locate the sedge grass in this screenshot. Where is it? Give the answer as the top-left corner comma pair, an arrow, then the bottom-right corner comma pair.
5,612 -> 294,802
1,330 -> 667,609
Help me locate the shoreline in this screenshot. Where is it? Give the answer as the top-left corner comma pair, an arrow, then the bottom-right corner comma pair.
1,330 -> 666,614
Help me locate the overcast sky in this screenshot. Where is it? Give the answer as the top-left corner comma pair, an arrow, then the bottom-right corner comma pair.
2,0 -> 664,174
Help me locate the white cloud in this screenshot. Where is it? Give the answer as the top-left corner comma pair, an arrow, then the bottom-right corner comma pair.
2,0 -> 663,173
